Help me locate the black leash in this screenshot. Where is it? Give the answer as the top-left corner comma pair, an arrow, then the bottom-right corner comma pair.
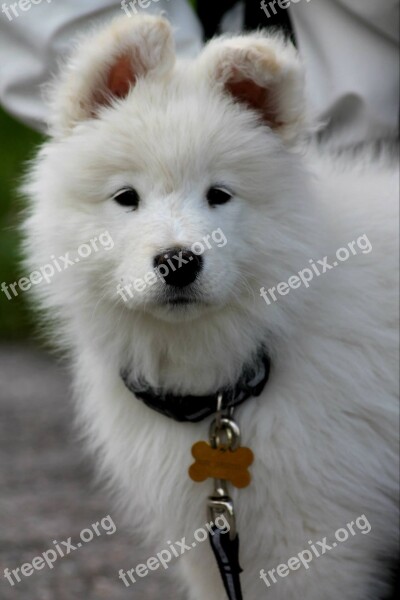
209,524 -> 243,600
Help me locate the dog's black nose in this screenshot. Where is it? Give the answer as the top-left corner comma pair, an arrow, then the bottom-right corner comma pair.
153,248 -> 202,287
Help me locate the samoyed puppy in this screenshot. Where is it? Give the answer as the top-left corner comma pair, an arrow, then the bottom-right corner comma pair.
22,14 -> 398,600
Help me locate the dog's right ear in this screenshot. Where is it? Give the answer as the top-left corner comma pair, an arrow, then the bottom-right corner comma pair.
48,16 -> 175,137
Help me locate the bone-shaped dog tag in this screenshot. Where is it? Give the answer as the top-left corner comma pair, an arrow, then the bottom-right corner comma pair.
189,441 -> 254,488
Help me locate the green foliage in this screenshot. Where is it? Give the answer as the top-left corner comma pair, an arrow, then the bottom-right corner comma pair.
0,108 -> 43,338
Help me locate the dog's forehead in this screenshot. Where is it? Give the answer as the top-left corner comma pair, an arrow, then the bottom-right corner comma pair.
125,79 -> 230,146
100,78 -> 266,183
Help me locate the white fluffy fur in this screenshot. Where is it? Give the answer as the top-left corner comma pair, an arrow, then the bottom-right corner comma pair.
22,15 -> 399,600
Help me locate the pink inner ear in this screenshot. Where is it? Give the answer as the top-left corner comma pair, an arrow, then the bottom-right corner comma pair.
107,54 -> 137,99
89,53 -> 138,118
225,77 -> 282,128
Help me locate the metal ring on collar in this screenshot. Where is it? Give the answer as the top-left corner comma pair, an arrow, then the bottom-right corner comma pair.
209,417 -> 241,451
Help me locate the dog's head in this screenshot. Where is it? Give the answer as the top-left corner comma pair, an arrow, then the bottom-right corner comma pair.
24,15 -> 318,331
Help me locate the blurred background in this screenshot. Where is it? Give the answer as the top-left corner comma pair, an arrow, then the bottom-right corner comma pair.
0,0 -> 398,599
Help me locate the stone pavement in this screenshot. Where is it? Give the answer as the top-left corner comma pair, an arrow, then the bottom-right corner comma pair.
0,344 -> 183,600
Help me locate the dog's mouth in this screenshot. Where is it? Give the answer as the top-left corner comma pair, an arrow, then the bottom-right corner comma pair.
160,287 -> 208,310
163,292 -> 205,308
166,297 -> 197,306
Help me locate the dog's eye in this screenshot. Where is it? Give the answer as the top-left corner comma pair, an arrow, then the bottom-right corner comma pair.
113,188 -> 140,209
207,186 -> 233,207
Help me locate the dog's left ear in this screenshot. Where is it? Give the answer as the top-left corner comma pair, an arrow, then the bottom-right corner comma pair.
48,15 -> 175,137
198,33 -> 307,144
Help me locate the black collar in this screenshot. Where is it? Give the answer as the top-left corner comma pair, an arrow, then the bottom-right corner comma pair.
120,349 -> 271,423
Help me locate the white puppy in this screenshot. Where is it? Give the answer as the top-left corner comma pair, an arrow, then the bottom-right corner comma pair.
22,15 -> 399,600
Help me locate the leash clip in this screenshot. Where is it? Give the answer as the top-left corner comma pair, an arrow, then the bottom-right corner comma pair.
208,479 -> 236,541
207,393 -> 240,541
